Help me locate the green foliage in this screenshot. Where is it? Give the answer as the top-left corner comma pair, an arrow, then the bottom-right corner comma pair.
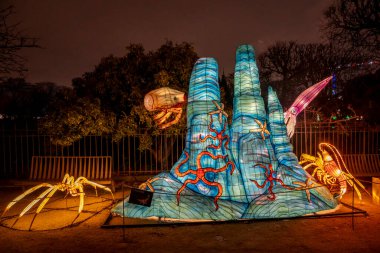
111,111 -> 138,143
72,41 -> 197,116
44,41 -> 197,148
41,98 -> 115,146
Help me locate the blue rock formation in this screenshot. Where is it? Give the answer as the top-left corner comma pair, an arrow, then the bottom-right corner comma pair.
112,45 -> 338,220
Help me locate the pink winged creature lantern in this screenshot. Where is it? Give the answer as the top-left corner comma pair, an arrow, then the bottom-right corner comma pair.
284,76 -> 333,138
144,87 -> 186,129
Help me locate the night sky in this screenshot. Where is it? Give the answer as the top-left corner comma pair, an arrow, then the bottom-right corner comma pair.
3,0 -> 332,86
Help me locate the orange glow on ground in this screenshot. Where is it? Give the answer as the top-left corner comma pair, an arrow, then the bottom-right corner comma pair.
373,177 -> 380,205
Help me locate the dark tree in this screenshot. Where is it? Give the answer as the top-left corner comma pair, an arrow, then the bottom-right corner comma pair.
257,40 -> 372,121
72,41 -> 198,117
0,6 -> 39,80
342,68 -> 380,124
44,41 -> 198,154
0,78 -> 67,119
218,72 -> 234,123
322,0 -> 380,60
258,41 -> 302,82
42,97 -> 115,146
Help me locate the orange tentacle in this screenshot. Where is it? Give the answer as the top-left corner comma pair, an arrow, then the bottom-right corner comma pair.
176,178 -> 200,206
203,161 -> 235,175
174,151 -> 192,177
250,178 -> 267,189
203,178 -> 223,210
199,134 -> 217,143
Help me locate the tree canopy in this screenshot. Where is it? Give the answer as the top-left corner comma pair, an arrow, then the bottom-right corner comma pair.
2,0 -> 380,147
257,38 -> 379,123
254,1 -> 380,123
42,41 -> 198,147
322,0 -> 380,61
0,78 -> 70,119
0,6 -> 39,81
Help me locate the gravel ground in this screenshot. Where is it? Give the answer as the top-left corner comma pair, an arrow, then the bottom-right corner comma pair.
0,185 -> 379,253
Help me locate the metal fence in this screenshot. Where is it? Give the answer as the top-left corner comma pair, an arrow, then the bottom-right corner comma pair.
0,120 -> 379,179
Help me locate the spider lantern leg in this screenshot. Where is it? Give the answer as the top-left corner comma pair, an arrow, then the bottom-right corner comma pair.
76,178 -> 114,200
78,184 -> 85,213
19,186 -> 57,217
2,183 -> 54,217
36,186 -> 61,214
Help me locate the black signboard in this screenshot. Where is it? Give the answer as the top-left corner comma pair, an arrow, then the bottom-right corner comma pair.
128,188 -> 154,207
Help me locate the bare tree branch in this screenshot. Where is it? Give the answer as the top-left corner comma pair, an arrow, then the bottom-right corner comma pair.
0,5 -> 40,80
322,0 -> 380,60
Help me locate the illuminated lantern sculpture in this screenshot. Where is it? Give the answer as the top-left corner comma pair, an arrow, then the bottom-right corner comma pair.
300,143 -> 369,199
145,77 -> 332,136
284,76 -> 332,138
144,87 -> 186,129
2,174 -> 114,218
112,45 -> 338,220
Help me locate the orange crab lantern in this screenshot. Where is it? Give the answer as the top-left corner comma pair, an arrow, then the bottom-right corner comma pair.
300,143 -> 369,199
144,87 -> 186,129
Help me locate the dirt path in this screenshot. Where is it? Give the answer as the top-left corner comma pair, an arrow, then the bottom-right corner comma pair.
0,188 -> 379,253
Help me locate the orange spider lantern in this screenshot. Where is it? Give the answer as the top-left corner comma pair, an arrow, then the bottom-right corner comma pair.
144,87 -> 186,129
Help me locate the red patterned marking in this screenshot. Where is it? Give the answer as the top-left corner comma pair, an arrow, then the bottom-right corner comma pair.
199,116 -> 229,150
250,164 -> 292,201
175,151 -> 235,210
